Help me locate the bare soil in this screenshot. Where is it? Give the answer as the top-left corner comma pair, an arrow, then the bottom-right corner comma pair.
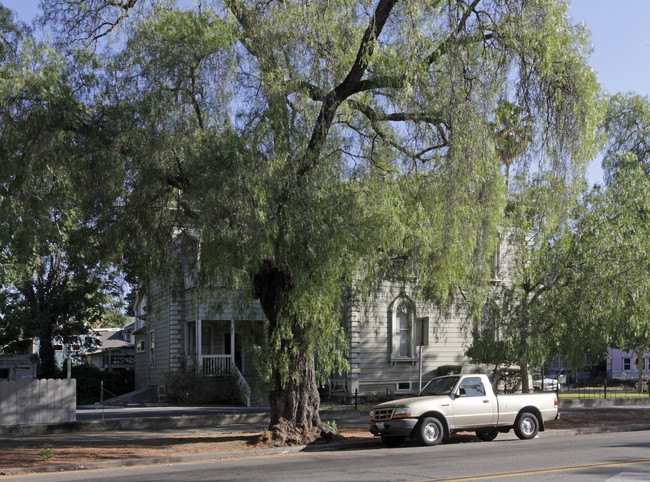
2,411 -> 649,472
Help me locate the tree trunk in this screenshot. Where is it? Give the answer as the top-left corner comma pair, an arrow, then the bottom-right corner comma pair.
520,365 -> 530,393
267,343 -> 331,445
38,328 -> 57,379
253,260 -> 332,445
635,349 -> 645,394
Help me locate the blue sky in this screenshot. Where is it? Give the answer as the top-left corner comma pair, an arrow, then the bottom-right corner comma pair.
3,0 -> 650,185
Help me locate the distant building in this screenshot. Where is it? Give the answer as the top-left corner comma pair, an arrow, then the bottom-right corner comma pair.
0,355 -> 37,380
608,348 -> 650,380
82,323 -> 136,371
31,321 -> 136,372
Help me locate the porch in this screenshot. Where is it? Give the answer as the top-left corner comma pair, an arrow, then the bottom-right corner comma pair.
185,320 -> 239,377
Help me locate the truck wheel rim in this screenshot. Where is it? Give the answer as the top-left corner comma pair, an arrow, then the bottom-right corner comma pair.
522,418 -> 534,435
424,423 -> 439,441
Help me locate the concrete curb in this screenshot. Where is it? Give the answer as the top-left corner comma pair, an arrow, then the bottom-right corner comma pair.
0,413 -> 272,436
3,423 -> 650,476
0,409 -> 364,436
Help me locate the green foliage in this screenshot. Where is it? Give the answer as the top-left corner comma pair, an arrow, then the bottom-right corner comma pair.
165,370 -> 249,406
0,17 -> 129,376
71,364 -> 135,405
326,420 -> 339,436
10,0 -> 603,426
566,95 -> 650,359
476,94 -> 650,380
39,444 -> 54,461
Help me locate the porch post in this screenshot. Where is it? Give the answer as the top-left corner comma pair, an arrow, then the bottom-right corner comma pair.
230,319 -> 235,371
197,319 -> 202,372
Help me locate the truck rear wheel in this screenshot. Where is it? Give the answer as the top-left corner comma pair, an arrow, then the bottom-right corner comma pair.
416,417 -> 444,446
475,428 -> 499,441
514,412 -> 539,440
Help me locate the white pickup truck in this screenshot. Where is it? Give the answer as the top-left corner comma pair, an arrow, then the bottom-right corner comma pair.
369,374 -> 558,447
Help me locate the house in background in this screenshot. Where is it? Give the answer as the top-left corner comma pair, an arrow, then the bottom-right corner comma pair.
331,281 -> 479,400
0,355 -> 37,380
608,348 -> 650,380
29,322 -> 135,373
82,323 -> 136,371
132,235 -> 267,405
133,234 -> 516,405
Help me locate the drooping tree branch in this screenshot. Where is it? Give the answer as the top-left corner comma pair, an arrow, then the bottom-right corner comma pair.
301,0 -> 400,175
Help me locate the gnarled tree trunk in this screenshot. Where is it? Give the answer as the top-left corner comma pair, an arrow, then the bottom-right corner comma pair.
253,260 -> 332,445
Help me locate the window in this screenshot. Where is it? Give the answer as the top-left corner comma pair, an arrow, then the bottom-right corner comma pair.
71,344 -> 80,351
623,358 -> 631,371
54,344 -> 63,351
136,340 -> 145,353
149,331 -> 155,366
458,377 -> 486,397
396,303 -> 412,357
634,357 -> 649,370
390,296 -> 416,362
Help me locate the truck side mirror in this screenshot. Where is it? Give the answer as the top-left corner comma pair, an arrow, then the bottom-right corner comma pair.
457,388 -> 466,397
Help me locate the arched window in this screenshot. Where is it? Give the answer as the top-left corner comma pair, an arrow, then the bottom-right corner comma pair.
389,296 -> 416,362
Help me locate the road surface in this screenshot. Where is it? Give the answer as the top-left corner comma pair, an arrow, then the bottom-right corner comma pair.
9,429 -> 650,481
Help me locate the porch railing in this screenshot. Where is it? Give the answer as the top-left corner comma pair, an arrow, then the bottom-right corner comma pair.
201,355 -> 232,376
199,355 -> 251,407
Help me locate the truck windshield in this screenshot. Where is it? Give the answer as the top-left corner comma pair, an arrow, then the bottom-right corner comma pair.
418,376 -> 459,396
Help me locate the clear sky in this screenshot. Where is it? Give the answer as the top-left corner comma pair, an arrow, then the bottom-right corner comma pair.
3,0 -> 650,186
569,0 -> 650,185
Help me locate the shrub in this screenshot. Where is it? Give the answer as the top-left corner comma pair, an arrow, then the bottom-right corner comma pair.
70,364 -> 135,405
165,370 -> 248,406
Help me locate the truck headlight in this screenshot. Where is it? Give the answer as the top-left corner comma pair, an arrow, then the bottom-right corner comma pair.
393,407 -> 411,418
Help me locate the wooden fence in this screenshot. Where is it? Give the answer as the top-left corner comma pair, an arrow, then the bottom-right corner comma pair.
0,379 -> 76,426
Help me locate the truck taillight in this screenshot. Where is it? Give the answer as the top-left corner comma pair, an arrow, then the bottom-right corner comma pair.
554,397 -> 558,407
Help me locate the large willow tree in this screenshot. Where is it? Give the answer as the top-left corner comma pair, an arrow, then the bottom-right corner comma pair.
35,0 -> 600,442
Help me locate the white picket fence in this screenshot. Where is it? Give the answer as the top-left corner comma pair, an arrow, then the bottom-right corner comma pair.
0,379 -> 76,426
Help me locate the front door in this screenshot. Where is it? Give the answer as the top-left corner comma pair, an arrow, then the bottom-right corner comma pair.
450,376 -> 496,428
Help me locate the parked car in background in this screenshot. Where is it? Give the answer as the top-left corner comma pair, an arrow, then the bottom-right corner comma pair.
548,369 -> 567,385
532,375 -> 558,392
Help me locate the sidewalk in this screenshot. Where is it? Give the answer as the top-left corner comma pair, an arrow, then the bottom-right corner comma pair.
1,401 -> 649,476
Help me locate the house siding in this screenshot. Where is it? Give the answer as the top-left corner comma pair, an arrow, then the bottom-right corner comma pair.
343,280 -> 479,397
608,348 -> 650,379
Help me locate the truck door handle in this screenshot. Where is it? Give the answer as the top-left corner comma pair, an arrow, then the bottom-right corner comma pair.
483,400 -> 490,403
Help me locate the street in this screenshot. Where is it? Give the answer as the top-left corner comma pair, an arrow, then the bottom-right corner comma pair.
8,430 -> 650,481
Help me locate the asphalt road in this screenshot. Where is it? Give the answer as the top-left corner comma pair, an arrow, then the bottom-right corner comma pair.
8,429 -> 650,481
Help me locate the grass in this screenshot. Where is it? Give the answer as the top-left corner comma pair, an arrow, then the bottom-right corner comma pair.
560,390 -> 650,400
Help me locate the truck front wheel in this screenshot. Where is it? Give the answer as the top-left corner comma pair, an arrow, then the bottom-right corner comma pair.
416,417 -> 444,446
514,412 -> 539,440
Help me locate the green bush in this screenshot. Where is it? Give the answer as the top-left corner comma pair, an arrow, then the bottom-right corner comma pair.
165,370 -> 248,406
70,364 -> 135,405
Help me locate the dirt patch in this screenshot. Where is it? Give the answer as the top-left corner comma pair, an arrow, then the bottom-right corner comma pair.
1,411 -> 649,472
546,410 -> 650,429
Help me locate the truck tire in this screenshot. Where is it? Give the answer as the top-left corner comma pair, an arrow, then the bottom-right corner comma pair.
381,436 -> 405,447
514,412 -> 538,440
475,428 -> 499,441
416,417 -> 444,446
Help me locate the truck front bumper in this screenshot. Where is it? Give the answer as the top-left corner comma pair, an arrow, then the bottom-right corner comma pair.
369,418 -> 418,437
